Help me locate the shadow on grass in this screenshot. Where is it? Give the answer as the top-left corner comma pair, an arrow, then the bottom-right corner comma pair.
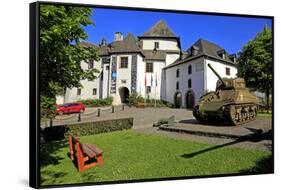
180,130 -> 272,159
239,154 -> 273,174
40,140 -> 68,167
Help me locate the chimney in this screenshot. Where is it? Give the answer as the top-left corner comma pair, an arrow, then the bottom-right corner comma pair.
101,37 -> 107,46
114,32 -> 123,41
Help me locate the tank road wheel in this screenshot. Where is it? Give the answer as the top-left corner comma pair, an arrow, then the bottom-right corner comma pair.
228,105 -> 241,126
193,106 -> 206,124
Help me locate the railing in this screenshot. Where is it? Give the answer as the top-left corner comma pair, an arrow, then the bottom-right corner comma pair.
43,104 -> 127,127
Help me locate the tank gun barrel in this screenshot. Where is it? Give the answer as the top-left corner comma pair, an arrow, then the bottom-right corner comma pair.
207,64 -> 226,87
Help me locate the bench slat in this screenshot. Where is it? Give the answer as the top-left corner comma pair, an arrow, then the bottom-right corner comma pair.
84,144 -> 103,155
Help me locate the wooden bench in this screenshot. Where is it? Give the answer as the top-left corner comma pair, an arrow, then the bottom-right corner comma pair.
136,102 -> 147,108
69,135 -> 104,172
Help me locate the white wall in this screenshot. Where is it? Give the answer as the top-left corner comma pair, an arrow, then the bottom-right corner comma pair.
64,59 -> 102,103
205,59 -> 237,92
164,57 -> 205,107
166,53 -> 180,66
136,54 -> 146,97
109,54 -> 133,105
141,38 -> 180,51
144,61 -> 166,99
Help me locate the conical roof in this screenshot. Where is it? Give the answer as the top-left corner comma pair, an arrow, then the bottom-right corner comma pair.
141,20 -> 177,38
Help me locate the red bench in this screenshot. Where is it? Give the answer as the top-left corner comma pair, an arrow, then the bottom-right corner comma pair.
69,135 -> 104,172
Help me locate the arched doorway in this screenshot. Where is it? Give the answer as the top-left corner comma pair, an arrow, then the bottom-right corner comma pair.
174,91 -> 182,108
186,90 -> 195,109
119,87 -> 129,103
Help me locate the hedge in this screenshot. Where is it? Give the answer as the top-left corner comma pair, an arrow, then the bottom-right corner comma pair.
78,97 -> 113,107
64,117 -> 134,137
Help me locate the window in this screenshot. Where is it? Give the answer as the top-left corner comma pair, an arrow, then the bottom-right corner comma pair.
188,79 -> 192,88
154,42 -> 159,49
226,67 -> 230,75
92,88 -> 97,95
188,65 -> 192,74
176,82 -> 179,90
120,57 -> 128,68
106,65 -> 110,70
146,86 -> 151,93
176,69 -> 180,78
77,88 -> 81,95
146,62 -> 153,73
88,59 -> 94,69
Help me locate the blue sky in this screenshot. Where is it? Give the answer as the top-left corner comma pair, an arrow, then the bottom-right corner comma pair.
83,8 -> 272,54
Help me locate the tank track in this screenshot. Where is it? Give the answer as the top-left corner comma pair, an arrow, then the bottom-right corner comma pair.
223,104 -> 258,125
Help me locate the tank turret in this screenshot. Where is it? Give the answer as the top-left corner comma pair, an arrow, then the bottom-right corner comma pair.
193,64 -> 259,125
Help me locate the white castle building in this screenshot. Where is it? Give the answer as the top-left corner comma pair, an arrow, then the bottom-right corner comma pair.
61,20 -> 237,108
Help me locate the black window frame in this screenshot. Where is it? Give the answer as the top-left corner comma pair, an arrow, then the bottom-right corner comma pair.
154,42 -> 159,49
226,67 -> 230,75
77,88 -> 81,95
188,79 -> 192,88
120,57 -> 129,68
188,65 -> 192,74
146,62 -> 154,73
92,88 -> 97,95
176,81 -> 179,90
176,69 -> 180,78
88,59 -> 94,69
146,86 -> 151,93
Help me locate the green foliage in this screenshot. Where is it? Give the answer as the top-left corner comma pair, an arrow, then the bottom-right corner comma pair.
128,93 -> 172,107
40,130 -> 272,185
128,93 -> 144,106
40,5 -> 99,117
78,97 -> 113,107
64,118 -> 133,136
237,26 -> 272,110
40,95 -> 56,121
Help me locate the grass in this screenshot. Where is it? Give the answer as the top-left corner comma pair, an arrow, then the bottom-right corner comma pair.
40,130 -> 272,186
258,112 -> 272,118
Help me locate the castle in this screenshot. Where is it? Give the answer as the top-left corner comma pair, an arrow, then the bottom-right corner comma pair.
60,20 -> 238,108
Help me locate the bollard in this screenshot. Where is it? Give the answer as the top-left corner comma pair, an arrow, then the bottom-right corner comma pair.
97,108 -> 100,117
78,113 -> 81,122
122,104 -> 125,111
50,118 -> 53,127
112,105 -> 114,113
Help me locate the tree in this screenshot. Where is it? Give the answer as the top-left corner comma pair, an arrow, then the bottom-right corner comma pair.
40,5 -> 99,120
237,26 -> 272,112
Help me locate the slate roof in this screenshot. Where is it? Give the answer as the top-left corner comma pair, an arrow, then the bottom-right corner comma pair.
109,33 -> 142,54
140,20 -> 178,38
165,38 -> 236,69
142,50 -> 180,61
79,33 -> 143,57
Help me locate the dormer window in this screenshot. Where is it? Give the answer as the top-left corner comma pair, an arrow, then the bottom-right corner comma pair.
229,54 -> 237,63
191,45 -> 199,56
154,42 -> 159,50
217,49 -> 226,59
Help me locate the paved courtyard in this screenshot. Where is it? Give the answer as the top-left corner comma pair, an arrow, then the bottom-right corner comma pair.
50,106 -> 272,151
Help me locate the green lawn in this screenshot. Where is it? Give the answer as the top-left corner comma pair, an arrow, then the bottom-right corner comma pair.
40,130 -> 272,186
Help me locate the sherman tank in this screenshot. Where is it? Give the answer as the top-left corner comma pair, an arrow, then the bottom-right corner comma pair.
193,64 -> 260,125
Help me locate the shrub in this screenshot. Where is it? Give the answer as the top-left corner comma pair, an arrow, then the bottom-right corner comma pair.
128,93 -> 172,108
78,97 -> 113,107
64,117 -> 134,137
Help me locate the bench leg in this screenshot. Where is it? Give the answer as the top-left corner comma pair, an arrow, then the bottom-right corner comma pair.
97,155 -> 104,166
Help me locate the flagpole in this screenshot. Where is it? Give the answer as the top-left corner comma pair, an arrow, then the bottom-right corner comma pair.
154,72 -> 157,107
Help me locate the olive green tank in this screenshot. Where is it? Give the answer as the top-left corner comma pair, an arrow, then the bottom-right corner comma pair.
193,64 -> 260,125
